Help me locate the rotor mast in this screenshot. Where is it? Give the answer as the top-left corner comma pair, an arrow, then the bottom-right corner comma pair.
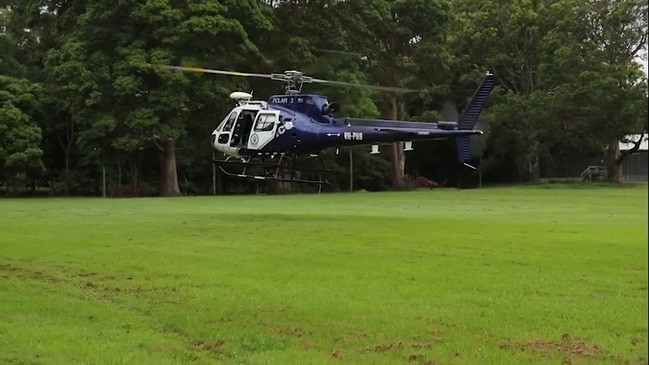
270,70 -> 310,94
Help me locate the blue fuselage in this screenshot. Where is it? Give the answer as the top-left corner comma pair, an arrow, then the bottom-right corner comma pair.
238,101 -> 480,156
211,90 -> 486,160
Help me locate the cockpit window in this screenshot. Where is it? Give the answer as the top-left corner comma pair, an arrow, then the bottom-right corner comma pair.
254,113 -> 277,132
222,112 -> 237,132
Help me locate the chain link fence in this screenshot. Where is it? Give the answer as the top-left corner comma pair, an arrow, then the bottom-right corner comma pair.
539,152 -> 647,183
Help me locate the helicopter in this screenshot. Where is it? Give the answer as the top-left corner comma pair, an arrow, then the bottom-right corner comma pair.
155,64 -> 496,185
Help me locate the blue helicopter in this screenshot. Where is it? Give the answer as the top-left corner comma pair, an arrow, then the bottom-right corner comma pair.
157,65 -> 496,185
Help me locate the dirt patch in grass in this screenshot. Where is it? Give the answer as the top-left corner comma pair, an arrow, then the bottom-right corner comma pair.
1,355 -> 41,365
155,324 -> 231,358
500,334 -> 603,361
609,356 -> 649,365
0,263 -> 66,283
361,341 -> 404,353
263,323 -> 308,338
79,279 -> 183,305
257,305 -> 292,313
74,269 -> 134,281
408,354 -> 438,364
0,263 -> 139,289
356,336 -> 441,356
631,336 -> 643,346
333,332 -> 369,346
300,340 -> 314,350
330,349 -> 344,359
191,339 -> 226,355
411,339 -> 440,349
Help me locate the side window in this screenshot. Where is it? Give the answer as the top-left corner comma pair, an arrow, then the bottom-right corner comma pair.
254,113 -> 277,132
222,112 -> 237,132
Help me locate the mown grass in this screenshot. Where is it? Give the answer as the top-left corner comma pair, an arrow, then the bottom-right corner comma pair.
1,185 -> 647,364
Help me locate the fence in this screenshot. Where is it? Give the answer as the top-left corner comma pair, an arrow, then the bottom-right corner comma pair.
539,152 -> 648,183
621,152 -> 648,182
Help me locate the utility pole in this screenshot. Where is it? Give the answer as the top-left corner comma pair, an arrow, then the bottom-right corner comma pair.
102,164 -> 106,197
96,147 -> 106,198
479,154 -> 482,189
212,151 -> 216,195
349,148 -> 353,192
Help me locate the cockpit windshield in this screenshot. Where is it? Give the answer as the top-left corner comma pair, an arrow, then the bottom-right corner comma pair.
218,111 -> 238,132
217,109 -> 260,132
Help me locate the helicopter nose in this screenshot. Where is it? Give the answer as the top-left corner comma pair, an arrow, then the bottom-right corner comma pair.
211,132 -> 218,147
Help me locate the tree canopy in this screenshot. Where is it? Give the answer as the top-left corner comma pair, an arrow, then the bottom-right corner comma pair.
0,0 -> 647,196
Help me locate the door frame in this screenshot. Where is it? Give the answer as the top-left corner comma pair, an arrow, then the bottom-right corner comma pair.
248,110 -> 279,150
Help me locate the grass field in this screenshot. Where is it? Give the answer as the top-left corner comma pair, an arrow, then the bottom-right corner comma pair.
1,184 -> 647,364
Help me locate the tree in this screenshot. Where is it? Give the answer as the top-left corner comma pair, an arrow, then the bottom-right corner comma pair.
342,0 -> 453,188
579,0 -> 648,183
0,1 -> 91,194
0,75 -> 45,194
247,0 -> 389,193
539,0 -> 648,183
45,0 -> 271,196
451,0 -> 583,182
3,0 -> 646,195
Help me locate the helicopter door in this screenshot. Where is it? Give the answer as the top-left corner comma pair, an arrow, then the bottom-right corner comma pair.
248,111 -> 279,150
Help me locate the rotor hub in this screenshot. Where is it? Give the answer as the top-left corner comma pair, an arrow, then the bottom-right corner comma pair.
269,70 -> 314,94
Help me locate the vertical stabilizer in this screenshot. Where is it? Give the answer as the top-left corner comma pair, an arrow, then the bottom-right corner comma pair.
455,72 -> 496,163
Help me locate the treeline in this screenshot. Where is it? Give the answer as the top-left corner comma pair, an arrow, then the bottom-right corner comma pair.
0,0 -> 647,197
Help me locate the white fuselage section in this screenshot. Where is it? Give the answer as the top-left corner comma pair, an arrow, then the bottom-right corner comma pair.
211,97 -> 285,158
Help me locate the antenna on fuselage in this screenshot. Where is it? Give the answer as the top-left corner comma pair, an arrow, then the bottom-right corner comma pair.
230,91 -> 253,106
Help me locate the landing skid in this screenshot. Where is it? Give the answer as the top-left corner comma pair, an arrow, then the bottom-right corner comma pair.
214,153 -> 331,186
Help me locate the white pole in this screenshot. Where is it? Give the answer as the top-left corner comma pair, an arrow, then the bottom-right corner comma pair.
349,149 -> 353,192
101,148 -> 106,197
212,151 -> 216,195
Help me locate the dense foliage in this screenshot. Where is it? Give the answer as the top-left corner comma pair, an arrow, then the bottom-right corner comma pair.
0,0 -> 647,196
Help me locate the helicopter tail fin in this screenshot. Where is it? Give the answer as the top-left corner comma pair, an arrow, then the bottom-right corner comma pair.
454,72 -> 496,164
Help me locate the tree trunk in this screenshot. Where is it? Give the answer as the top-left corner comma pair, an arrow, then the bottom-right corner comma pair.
390,143 -> 405,188
118,160 -> 122,196
159,139 -> 181,196
63,150 -> 70,195
130,156 -> 139,195
527,155 -> 540,182
516,154 -> 540,183
606,139 -> 623,184
389,94 -> 406,188
57,120 -> 74,196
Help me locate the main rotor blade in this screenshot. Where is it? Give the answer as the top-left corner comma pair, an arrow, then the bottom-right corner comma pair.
152,64 -> 419,93
154,65 -> 274,79
309,77 -> 419,93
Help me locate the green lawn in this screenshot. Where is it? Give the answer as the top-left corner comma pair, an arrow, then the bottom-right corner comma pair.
1,185 -> 647,364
